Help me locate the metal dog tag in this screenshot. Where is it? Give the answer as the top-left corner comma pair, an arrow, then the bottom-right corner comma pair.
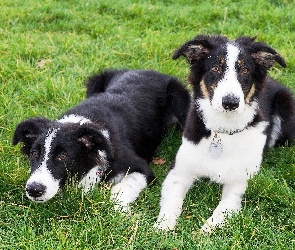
209,133 -> 222,159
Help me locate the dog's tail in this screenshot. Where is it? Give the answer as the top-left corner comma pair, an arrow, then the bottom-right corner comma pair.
166,77 -> 191,130
85,69 -> 128,98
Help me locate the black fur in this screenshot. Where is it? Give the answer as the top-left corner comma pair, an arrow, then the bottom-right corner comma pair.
13,69 -> 190,201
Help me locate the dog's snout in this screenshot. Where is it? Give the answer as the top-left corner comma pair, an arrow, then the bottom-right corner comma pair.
222,94 -> 240,111
26,182 -> 46,198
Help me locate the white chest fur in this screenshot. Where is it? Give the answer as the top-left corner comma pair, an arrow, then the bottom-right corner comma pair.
176,121 -> 268,184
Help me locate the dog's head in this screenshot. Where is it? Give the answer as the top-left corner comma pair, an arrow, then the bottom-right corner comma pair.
173,35 -> 286,132
12,115 -> 113,202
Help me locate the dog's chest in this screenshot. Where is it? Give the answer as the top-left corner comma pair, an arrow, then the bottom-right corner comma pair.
176,121 -> 268,184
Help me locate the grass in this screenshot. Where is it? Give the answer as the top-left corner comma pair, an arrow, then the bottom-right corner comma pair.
0,0 -> 294,249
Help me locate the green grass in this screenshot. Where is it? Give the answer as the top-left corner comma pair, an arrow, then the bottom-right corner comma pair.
1,0 -> 295,249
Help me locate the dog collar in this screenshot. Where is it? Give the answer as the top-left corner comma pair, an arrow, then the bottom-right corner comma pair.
214,125 -> 248,135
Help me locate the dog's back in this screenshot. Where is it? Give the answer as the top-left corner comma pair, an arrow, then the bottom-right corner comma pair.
74,69 -> 190,161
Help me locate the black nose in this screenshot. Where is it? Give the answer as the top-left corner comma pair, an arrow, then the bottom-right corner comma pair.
222,94 -> 240,111
26,182 -> 46,198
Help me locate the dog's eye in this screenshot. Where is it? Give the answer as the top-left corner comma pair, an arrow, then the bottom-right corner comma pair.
211,65 -> 220,73
57,152 -> 67,161
241,67 -> 249,74
31,150 -> 39,159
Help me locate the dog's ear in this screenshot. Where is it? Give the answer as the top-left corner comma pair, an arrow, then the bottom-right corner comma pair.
76,125 -> 114,159
76,127 -> 104,149
172,35 -> 214,64
250,42 -> 286,70
12,117 -> 52,156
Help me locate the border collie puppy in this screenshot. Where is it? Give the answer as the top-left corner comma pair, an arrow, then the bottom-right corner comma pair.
155,35 -> 295,232
13,69 -> 189,210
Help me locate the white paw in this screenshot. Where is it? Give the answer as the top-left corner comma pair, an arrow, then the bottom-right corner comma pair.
200,222 -> 213,234
153,218 -> 176,231
109,172 -> 147,211
113,203 -> 130,213
110,182 -> 124,200
110,183 -> 128,206
200,214 -> 225,233
110,183 -> 134,214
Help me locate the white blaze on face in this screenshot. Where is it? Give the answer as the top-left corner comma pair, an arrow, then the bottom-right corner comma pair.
58,114 -> 91,125
26,128 -> 60,202
211,43 -> 245,113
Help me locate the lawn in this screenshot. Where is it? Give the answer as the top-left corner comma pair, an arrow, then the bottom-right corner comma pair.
0,0 -> 294,249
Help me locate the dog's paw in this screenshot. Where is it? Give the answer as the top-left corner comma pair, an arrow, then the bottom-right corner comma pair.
110,183 -> 132,212
110,183 -> 125,202
113,203 -> 130,213
110,182 -> 123,197
153,218 -> 176,231
200,222 -> 214,234
200,214 -> 225,234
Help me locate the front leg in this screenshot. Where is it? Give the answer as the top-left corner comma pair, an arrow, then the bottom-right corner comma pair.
154,166 -> 196,230
200,181 -> 248,233
110,172 -> 148,211
109,149 -> 155,211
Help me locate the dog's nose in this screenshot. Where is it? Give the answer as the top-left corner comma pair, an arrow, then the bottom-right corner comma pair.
26,182 -> 46,198
222,94 -> 240,111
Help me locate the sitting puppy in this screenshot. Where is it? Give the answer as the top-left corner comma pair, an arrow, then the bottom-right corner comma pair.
13,69 -> 189,210
155,35 -> 295,232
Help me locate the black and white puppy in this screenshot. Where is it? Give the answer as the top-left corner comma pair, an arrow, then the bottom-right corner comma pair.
13,69 -> 189,210
155,35 -> 295,232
